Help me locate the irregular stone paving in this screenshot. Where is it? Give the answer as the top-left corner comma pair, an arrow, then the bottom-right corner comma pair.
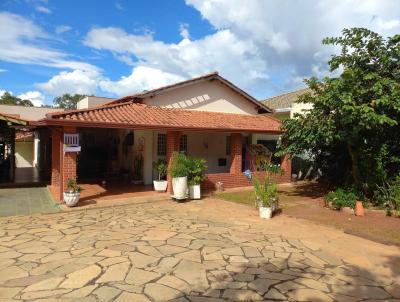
0,201 -> 398,302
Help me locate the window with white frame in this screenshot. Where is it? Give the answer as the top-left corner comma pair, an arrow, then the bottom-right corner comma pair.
179,135 -> 187,154
157,133 -> 167,156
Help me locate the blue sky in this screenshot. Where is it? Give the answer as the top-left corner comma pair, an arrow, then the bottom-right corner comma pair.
1,0 -> 400,106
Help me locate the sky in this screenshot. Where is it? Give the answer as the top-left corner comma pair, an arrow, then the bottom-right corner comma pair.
0,0 -> 400,106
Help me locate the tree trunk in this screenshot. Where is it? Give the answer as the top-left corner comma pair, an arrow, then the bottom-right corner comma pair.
347,143 -> 360,185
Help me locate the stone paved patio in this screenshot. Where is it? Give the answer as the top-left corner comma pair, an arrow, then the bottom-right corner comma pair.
0,187 -> 60,217
0,198 -> 399,301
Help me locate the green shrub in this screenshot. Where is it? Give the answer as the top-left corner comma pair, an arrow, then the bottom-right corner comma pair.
377,175 -> 400,217
252,176 -> 278,208
169,152 -> 189,178
153,159 -> 167,180
186,157 -> 207,185
325,188 -> 357,210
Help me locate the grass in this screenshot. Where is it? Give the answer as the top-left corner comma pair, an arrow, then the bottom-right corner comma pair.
215,182 -> 400,246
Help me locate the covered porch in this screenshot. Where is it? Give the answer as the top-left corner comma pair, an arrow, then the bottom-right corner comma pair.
32,102 -> 291,202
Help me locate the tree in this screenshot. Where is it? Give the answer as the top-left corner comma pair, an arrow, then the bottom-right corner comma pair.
53,94 -> 86,109
0,92 -> 33,106
278,28 -> 400,197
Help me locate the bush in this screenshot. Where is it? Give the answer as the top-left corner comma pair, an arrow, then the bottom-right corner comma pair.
252,176 -> 278,208
186,157 -> 207,186
325,188 -> 357,210
169,152 -> 188,178
153,159 -> 167,180
377,175 -> 400,217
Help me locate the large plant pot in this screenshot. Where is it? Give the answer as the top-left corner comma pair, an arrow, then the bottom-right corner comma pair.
172,176 -> 188,200
153,180 -> 167,192
189,184 -> 201,199
63,192 -> 80,207
259,206 -> 273,219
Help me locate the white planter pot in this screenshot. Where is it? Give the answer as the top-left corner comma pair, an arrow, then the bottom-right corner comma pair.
189,184 -> 201,199
63,192 -> 80,207
172,176 -> 188,199
153,180 -> 167,192
259,206 -> 273,219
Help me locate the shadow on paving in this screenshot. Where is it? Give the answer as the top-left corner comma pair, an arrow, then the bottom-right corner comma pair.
0,187 -> 60,217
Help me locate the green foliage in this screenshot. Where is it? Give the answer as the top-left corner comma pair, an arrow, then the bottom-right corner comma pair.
53,93 -> 86,109
169,152 -> 189,178
325,188 -> 357,210
0,92 -> 33,107
153,159 -> 167,181
376,175 -> 400,217
252,176 -> 278,208
187,157 -> 207,185
66,178 -> 81,193
278,28 -> 400,199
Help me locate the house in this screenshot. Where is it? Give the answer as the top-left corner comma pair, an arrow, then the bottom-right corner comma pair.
262,88 -> 312,119
1,72 -> 291,201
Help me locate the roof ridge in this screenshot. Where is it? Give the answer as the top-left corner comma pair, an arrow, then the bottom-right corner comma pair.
262,87 -> 310,102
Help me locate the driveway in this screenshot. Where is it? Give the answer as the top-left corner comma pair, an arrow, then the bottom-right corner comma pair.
0,187 -> 60,217
0,198 -> 399,301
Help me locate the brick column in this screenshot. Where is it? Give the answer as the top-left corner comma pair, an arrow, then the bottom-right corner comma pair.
230,133 -> 242,174
50,128 -> 62,201
166,131 -> 181,193
280,154 -> 292,182
62,127 -> 77,199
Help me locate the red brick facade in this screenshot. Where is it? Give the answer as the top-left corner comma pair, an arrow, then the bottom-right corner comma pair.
50,127 -> 78,202
230,133 -> 242,175
166,131 -> 181,193
50,128 -> 61,199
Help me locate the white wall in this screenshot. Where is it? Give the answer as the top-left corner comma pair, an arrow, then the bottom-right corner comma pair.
77,96 -> 114,109
15,142 -> 34,168
143,80 -> 258,115
291,102 -> 313,118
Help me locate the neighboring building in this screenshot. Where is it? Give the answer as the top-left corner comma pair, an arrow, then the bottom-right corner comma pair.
76,96 -> 115,109
0,105 -> 61,183
1,72 -> 292,200
261,88 -> 312,119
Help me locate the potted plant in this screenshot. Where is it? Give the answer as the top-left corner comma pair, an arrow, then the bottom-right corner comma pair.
153,159 -> 168,192
169,152 -> 188,200
253,176 -> 278,219
63,178 -> 81,207
187,157 -> 207,199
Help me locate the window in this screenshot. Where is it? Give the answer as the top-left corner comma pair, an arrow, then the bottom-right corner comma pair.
226,136 -> 231,155
157,133 -> 166,156
179,135 -> 187,154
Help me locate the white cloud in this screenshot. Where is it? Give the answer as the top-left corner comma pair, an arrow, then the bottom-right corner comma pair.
0,90 -> 6,97
81,0 -> 400,97
55,25 -> 72,34
17,91 -> 45,107
35,6 -> 52,14
36,69 -> 100,96
99,66 -> 184,96
0,12 -> 98,72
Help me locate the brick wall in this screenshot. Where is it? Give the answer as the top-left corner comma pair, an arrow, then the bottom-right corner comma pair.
62,127 -> 77,195
230,133 -> 242,174
166,131 -> 181,193
50,128 -> 61,199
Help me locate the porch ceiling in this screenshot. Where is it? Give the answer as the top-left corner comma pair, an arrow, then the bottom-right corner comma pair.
31,102 -> 282,133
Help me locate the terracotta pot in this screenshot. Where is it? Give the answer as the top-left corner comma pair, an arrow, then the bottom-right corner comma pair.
355,201 -> 365,216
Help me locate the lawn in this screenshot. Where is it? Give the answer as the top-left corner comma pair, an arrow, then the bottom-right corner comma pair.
215,182 -> 400,246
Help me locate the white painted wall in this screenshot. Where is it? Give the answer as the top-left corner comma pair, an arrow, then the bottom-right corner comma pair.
77,96 -> 114,109
290,102 -> 313,118
15,142 -> 34,168
143,80 -> 258,115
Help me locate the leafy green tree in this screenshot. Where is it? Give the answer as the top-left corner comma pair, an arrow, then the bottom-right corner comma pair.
278,28 -> 400,197
53,93 -> 86,109
0,92 -> 33,106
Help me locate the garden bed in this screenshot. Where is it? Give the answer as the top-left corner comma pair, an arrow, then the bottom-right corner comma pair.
215,182 -> 400,246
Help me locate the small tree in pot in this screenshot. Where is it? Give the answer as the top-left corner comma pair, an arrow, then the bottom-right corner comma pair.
253,175 -> 278,219
187,157 -> 207,199
63,178 -> 81,207
169,152 -> 189,200
153,159 -> 168,192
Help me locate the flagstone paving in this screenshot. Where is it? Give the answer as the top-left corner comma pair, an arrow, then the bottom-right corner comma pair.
0,199 -> 399,301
